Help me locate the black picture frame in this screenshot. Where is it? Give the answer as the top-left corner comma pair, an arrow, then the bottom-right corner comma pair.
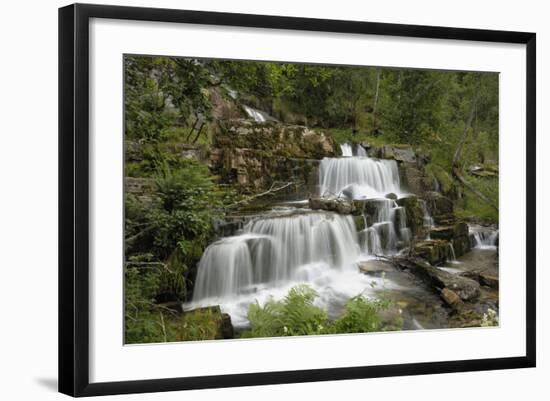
59,3 -> 536,397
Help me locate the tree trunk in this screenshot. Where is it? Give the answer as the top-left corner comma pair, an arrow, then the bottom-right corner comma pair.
372,70 -> 381,128
451,93 -> 498,212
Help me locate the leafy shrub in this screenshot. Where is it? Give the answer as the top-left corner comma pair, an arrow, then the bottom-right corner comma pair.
244,285 -> 327,338
329,296 -> 390,334
243,285 -> 389,338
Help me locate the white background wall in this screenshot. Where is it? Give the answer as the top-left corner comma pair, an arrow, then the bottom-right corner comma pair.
0,0 -> 546,399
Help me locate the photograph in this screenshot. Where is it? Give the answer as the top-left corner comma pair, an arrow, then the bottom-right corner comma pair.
123,55 -> 500,344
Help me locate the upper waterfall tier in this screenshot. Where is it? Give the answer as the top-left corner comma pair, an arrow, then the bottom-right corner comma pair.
340,143 -> 368,157
319,156 -> 403,199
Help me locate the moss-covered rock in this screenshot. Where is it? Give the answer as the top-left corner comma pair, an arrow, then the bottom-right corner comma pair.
429,221 -> 468,240
452,234 -> 471,258
182,306 -> 234,340
309,197 -> 356,215
414,239 -> 450,265
424,191 -> 455,224
210,120 -> 335,192
396,195 -> 425,236
352,214 -> 366,231
397,258 -> 480,302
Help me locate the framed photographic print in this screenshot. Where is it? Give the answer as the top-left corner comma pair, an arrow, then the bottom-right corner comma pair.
58,3 -> 536,397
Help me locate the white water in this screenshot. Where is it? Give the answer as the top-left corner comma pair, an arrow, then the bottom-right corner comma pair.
340,143 -> 368,157
190,148 -> 413,327
191,210 -> 404,326
340,143 -> 353,157
447,242 -> 458,263
243,105 -> 275,123
193,211 -> 361,299
470,227 -> 499,250
319,156 -> 402,199
420,200 -> 434,239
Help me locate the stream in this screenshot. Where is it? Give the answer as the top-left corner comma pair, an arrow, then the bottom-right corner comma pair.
184,144 -> 498,330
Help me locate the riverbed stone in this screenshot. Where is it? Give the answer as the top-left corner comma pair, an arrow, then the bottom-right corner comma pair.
441,288 -> 462,309
358,260 -> 396,275
396,257 -> 480,302
479,273 -> 499,289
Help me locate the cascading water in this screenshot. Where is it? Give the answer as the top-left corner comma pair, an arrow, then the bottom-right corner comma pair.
470,226 -> 499,249
447,242 -> 457,263
357,200 -> 410,256
193,211 -> 361,302
340,143 -> 353,157
340,143 -> 367,157
319,156 -> 402,199
420,200 -> 434,239
190,146 -> 413,327
243,105 -> 277,123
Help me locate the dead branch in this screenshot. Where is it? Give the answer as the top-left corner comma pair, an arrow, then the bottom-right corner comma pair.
452,168 -> 499,211
225,181 -> 299,209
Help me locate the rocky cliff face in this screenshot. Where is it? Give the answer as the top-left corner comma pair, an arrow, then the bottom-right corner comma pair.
209,120 -> 337,195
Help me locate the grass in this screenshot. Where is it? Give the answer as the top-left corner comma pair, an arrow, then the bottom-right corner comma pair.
455,175 -> 498,224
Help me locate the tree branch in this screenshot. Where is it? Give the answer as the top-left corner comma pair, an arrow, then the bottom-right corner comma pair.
225,181 -> 299,209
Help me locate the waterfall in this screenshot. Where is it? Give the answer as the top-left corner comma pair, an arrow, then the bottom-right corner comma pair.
319,156 -> 402,199
243,105 -> 276,123
191,142 -> 414,326
471,227 -> 498,249
356,145 -> 368,157
340,143 -> 353,157
193,211 -> 360,301
420,200 -> 434,239
340,143 -> 367,157
447,242 -> 457,263
357,200 -> 409,256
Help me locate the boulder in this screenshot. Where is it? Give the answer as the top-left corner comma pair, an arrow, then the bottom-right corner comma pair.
452,234 -> 471,258
429,222 -> 468,241
308,197 -> 355,215
480,273 -> 499,289
441,288 -> 462,309
462,271 -> 499,290
398,258 -> 480,302
414,240 -> 450,265
183,306 -> 235,340
396,195 -> 426,236
385,192 -> 398,200
372,145 -> 417,163
424,191 -> 454,224
358,260 -> 396,275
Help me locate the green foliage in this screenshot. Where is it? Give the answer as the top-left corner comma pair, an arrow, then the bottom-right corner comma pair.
425,163 -> 455,195
125,55 -> 213,143
124,266 -> 166,344
244,285 -> 327,337
128,159 -> 226,257
125,265 -> 225,344
455,176 -> 499,224
329,296 -> 390,334
243,285 -> 390,338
